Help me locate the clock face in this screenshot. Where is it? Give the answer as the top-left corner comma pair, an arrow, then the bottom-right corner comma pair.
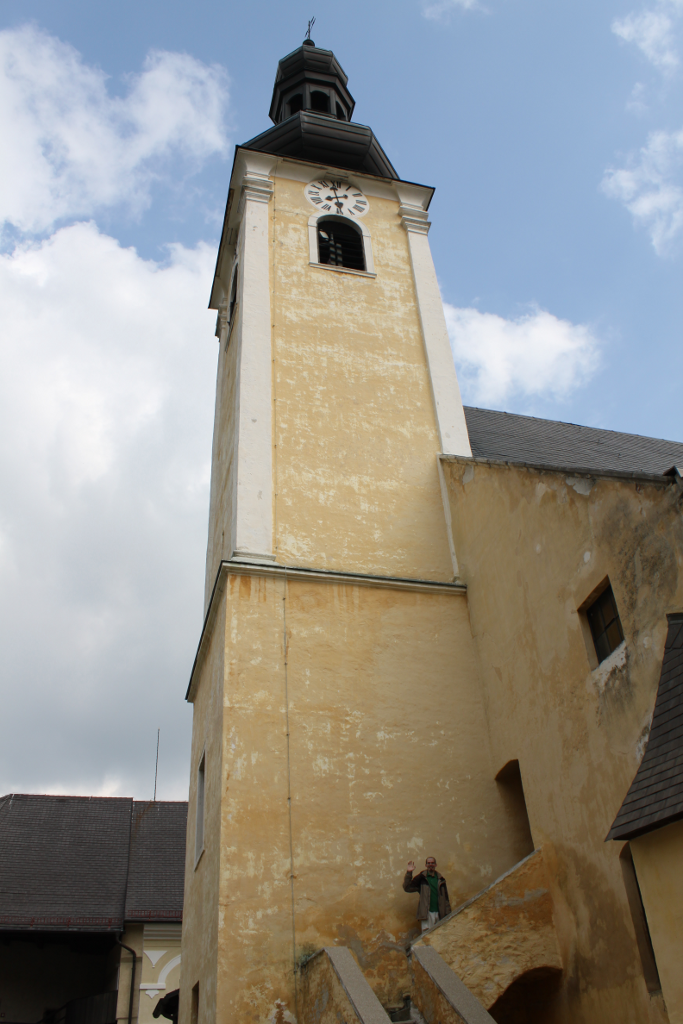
305,179 -> 369,218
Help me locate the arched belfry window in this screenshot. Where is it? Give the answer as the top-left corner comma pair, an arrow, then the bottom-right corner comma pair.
307,212 -> 375,276
288,94 -> 303,115
317,218 -> 365,271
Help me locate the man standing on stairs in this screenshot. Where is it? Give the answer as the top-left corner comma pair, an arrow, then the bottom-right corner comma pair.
403,857 -> 451,931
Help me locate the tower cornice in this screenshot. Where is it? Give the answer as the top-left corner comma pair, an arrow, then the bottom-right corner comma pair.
187,560 -> 467,703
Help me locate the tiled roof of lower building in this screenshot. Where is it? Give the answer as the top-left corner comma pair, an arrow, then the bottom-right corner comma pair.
607,614 -> 683,841
0,795 -> 132,931
125,801 -> 187,922
0,794 -> 187,931
464,407 -> 683,477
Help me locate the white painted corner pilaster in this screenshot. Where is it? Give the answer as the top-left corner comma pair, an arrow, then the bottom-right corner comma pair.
231,153 -> 276,562
397,186 -> 472,458
437,455 -> 460,581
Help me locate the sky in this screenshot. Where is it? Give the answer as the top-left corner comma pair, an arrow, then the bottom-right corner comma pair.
0,0 -> 681,800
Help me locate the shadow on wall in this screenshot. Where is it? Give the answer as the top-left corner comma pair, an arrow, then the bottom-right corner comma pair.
488,966 -> 562,1024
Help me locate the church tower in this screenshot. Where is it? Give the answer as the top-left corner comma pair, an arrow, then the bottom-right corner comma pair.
179,39 -> 517,1022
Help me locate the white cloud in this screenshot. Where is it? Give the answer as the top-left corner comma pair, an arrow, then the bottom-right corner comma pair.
602,127 -> 683,254
0,25 -> 229,235
612,0 -> 683,74
0,222 -> 218,797
626,81 -> 649,114
612,8 -> 679,72
445,303 -> 600,407
423,0 -> 481,20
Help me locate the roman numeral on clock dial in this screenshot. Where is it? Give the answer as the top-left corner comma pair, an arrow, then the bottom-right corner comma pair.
304,179 -> 369,218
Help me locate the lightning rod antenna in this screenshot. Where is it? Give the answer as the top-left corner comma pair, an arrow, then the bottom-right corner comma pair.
306,16 -> 316,41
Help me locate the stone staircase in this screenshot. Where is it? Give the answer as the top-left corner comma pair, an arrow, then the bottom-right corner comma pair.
298,943 -> 495,1024
298,847 -> 564,1023
411,845 -> 562,1015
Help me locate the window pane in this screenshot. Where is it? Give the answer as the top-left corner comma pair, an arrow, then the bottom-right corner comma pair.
587,603 -> 604,635
595,632 -> 611,663
606,619 -> 624,651
586,583 -> 624,665
602,590 -> 618,621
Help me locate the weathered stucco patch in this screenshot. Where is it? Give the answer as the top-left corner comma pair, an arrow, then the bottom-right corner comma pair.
566,475 -> 595,496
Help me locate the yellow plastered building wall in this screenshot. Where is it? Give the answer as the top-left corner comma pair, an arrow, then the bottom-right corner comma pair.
138,924 -> 182,1024
631,821 -> 683,1024
181,568 -> 529,1022
180,586 -> 224,1024
441,455 -> 683,1024
115,924 -> 142,1024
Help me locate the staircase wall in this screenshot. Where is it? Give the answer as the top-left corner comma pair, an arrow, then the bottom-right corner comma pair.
411,945 -> 496,1024
299,947 -> 390,1024
413,847 -> 562,1010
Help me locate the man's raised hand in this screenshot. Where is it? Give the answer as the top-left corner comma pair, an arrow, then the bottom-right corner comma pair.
407,860 -> 415,872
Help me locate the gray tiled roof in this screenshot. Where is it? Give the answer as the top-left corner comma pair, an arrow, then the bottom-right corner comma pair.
464,407 -> 683,477
0,795 -> 187,931
607,615 -> 683,841
125,801 -> 187,922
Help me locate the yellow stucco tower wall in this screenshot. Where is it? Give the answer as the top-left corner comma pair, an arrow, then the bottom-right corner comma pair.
202,152 -> 472,606
179,145 -> 529,1023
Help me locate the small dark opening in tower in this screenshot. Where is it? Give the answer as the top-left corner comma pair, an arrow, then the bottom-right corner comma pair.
619,844 -> 661,993
311,90 -> 330,113
228,267 -> 238,328
336,102 -> 345,120
288,93 -> 303,115
495,759 -> 535,864
317,219 -> 365,271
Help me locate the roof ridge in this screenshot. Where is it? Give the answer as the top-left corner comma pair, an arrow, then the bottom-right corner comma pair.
0,793 -> 134,801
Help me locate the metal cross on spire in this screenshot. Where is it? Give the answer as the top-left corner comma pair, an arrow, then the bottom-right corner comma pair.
306,16 -> 316,41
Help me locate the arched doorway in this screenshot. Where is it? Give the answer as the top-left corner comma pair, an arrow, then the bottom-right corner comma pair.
488,966 -> 562,1024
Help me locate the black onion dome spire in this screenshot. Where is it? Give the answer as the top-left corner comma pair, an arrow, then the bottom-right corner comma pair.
242,42 -> 398,180
269,41 -> 356,124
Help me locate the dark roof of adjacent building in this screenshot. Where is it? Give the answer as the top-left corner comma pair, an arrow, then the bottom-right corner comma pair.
607,614 -> 683,841
0,795 -> 187,932
464,407 -> 683,477
125,800 -> 187,922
